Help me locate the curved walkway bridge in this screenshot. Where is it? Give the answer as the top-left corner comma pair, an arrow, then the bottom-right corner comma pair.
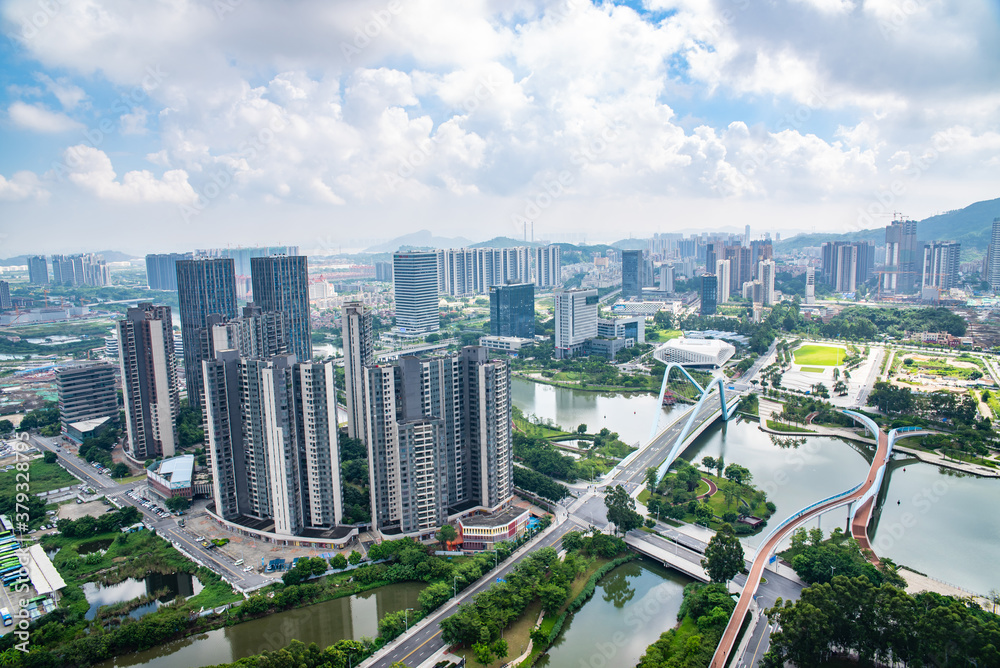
709,415 -> 927,667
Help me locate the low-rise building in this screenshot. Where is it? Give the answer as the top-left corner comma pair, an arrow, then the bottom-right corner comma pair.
458,506 -> 531,551
655,337 -> 735,367
479,335 -> 534,353
147,454 -> 195,500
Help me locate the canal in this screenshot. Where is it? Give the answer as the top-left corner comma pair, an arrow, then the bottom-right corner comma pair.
93,582 -> 425,668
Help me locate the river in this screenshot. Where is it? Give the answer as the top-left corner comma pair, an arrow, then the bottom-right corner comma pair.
537,560 -> 691,668
93,581 -> 425,668
511,377 -> 1000,595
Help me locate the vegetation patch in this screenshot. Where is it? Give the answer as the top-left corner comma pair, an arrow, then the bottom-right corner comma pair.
793,344 -> 845,366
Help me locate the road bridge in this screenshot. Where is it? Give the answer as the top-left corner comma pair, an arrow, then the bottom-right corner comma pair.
625,531 -> 710,582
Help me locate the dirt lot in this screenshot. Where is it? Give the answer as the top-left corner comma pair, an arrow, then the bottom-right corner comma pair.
57,498 -> 110,521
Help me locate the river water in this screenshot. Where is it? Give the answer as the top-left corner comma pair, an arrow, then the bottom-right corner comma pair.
511,377 -> 1000,595
537,560 -> 691,668
93,581 -> 425,668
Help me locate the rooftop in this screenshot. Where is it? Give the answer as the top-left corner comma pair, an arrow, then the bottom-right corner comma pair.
26,543 -> 66,595
459,505 -> 530,528
151,454 -> 195,486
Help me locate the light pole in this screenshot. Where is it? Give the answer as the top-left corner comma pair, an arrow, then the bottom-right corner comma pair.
404,607 -> 413,632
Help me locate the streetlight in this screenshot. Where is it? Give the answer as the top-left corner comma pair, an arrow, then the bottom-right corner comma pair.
404,607 -> 414,632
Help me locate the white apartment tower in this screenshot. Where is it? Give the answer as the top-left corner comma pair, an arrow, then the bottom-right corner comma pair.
342,301 -> 374,440
715,259 -> 731,304
805,267 -> 816,304
534,245 -> 562,288
758,259 -> 776,306
554,289 -> 598,358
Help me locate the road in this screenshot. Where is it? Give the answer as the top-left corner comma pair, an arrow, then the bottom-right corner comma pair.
369,518 -> 587,667
855,346 -> 885,408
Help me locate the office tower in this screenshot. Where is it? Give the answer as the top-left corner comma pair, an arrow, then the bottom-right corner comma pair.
805,267 -> 815,304
342,301 -> 373,440
196,246 -> 300,277
363,347 -> 512,535
55,363 -> 118,432
251,255 -> 312,363
622,250 -> 642,299
27,255 -> 48,285
705,244 -> 717,274
744,225 -> 751,247
922,241 -> 961,291
534,245 -> 561,288
715,259 -> 731,304
118,303 -> 179,460
700,274 -> 718,316
0,281 -> 10,311
393,251 -> 440,334
988,219 -> 1000,291
759,260 -> 776,305
176,257 -> 239,407
50,255 -> 76,285
883,220 -> 919,294
375,261 -> 393,283
489,283 -> 535,338
736,247 -> 753,293
554,288 -> 598,358
146,253 -> 193,291
659,264 -> 674,293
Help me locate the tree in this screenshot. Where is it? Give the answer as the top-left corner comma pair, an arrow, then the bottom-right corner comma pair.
43,450 -> 57,464
577,423 -> 587,434
165,496 -> 190,512
348,550 -> 362,565
701,456 -> 717,472
539,583 -> 567,614
701,523 -> 745,583
436,524 -> 458,550
604,485 -> 642,535
492,638 -> 508,662
0,420 -> 13,435
111,462 -> 129,478
723,463 -> 752,487
644,467 -> 659,493
472,642 -> 495,666
330,553 -> 348,569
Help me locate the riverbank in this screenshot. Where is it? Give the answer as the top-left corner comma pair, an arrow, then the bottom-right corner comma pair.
514,371 -> 659,395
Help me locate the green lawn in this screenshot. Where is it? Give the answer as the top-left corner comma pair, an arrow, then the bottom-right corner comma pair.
800,366 -> 824,373
0,458 -> 77,494
793,344 -> 845,367
766,420 -> 816,433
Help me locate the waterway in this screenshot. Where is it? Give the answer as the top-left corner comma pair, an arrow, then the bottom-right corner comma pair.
83,572 -> 204,621
93,581 -> 425,668
537,560 -> 691,668
511,377 -> 1000,595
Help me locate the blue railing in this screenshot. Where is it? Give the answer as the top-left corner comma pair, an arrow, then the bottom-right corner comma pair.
755,481 -> 864,555
895,425 -> 923,433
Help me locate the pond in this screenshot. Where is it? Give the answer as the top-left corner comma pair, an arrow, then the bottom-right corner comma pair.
77,538 -> 114,555
83,572 -> 204,621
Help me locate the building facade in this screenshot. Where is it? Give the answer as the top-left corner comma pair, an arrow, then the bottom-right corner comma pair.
883,220 -> 919,294
621,250 -> 643,300
534,245 -> 561,288
146,253 -> 193,291
0,281 -> 10,311
55,363 -> 119,432
118,303 -> 179,460
342,301 -> 374,440
393,251 -> 440,334
758,259 -> 776,305
700,274 -> 717,316
489,283 -> 535,339
250,255 -> 312,364
554,288 -> 598,358
922,241 -> 961,291
27,256 -> 48,285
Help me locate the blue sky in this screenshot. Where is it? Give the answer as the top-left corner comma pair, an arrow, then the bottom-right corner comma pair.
1,0 -> 998,256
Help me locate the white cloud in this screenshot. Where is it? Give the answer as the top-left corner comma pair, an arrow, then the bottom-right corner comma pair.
61,144 -> 198,204
35,73 -> 88,110
0,171 -> 48,201
120,107 -> 148,134
8,101 -> 83,133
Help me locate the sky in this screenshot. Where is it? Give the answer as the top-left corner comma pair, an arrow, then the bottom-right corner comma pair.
0,0 -> 998,256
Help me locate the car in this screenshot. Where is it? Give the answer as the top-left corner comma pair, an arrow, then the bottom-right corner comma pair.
195,536 -> 205,542
234,559 -> 244,566
243,566 -> 254,572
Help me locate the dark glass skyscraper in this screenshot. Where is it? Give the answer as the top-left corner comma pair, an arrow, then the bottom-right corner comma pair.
489,283 -> 535,338
622,250 -> 642,299
146,253 -> 193,290
251,255 -> 312,363
176,258 -> 238,407
700,274 -> 718,316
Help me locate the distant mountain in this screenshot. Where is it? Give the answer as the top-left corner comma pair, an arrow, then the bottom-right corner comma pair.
362,230 -> 472,253
470,236 -> 540,249
0,250 -> 138,266
776,196 -> 1000,255
611,238 -> 649,250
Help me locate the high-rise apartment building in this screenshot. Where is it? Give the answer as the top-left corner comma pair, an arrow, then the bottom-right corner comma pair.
554,288 -> 598,358
375,261 -> 394,283
759,259 -> 776,305
146,253 -> 194,291
883,220 -> 919,294
436,248 -> 477,297
922,241 -> 961,291
820,241 -> 874,292
705,244 -> 717,275
27,255 -> 48,285
715,259 -> 731,304
659,264 -> 674,293
621,250 -> 642,300
55,363 -> 119,432
700,274 -> 717,316
196,246 -> 300,277
805,267 -> 815,304
118,303 -> 179,460
0,281 -> 10,311
363,347 -> 512,536
50,255 -> 75,286
534,245 -> 561,288
489,283 -> 535,339
176,257 -> 239,406
988,219 -> 1000,291
392,251 -> 440,334
250,255 -> 312,364
342,301 -> 373,440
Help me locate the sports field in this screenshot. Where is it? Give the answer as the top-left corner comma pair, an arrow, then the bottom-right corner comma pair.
800,366 -> 824,373
793,344 -> 845,366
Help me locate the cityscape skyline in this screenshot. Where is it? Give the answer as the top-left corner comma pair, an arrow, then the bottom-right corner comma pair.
2,1 -> 998,256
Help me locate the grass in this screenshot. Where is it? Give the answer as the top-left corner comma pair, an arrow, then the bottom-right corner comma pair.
766,420 -> 816,433
800,366 -> 825,373
638,489 -> 651,504
793,344 -> 845,366
0,458 -> 78,494
457,599 -> 542,667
